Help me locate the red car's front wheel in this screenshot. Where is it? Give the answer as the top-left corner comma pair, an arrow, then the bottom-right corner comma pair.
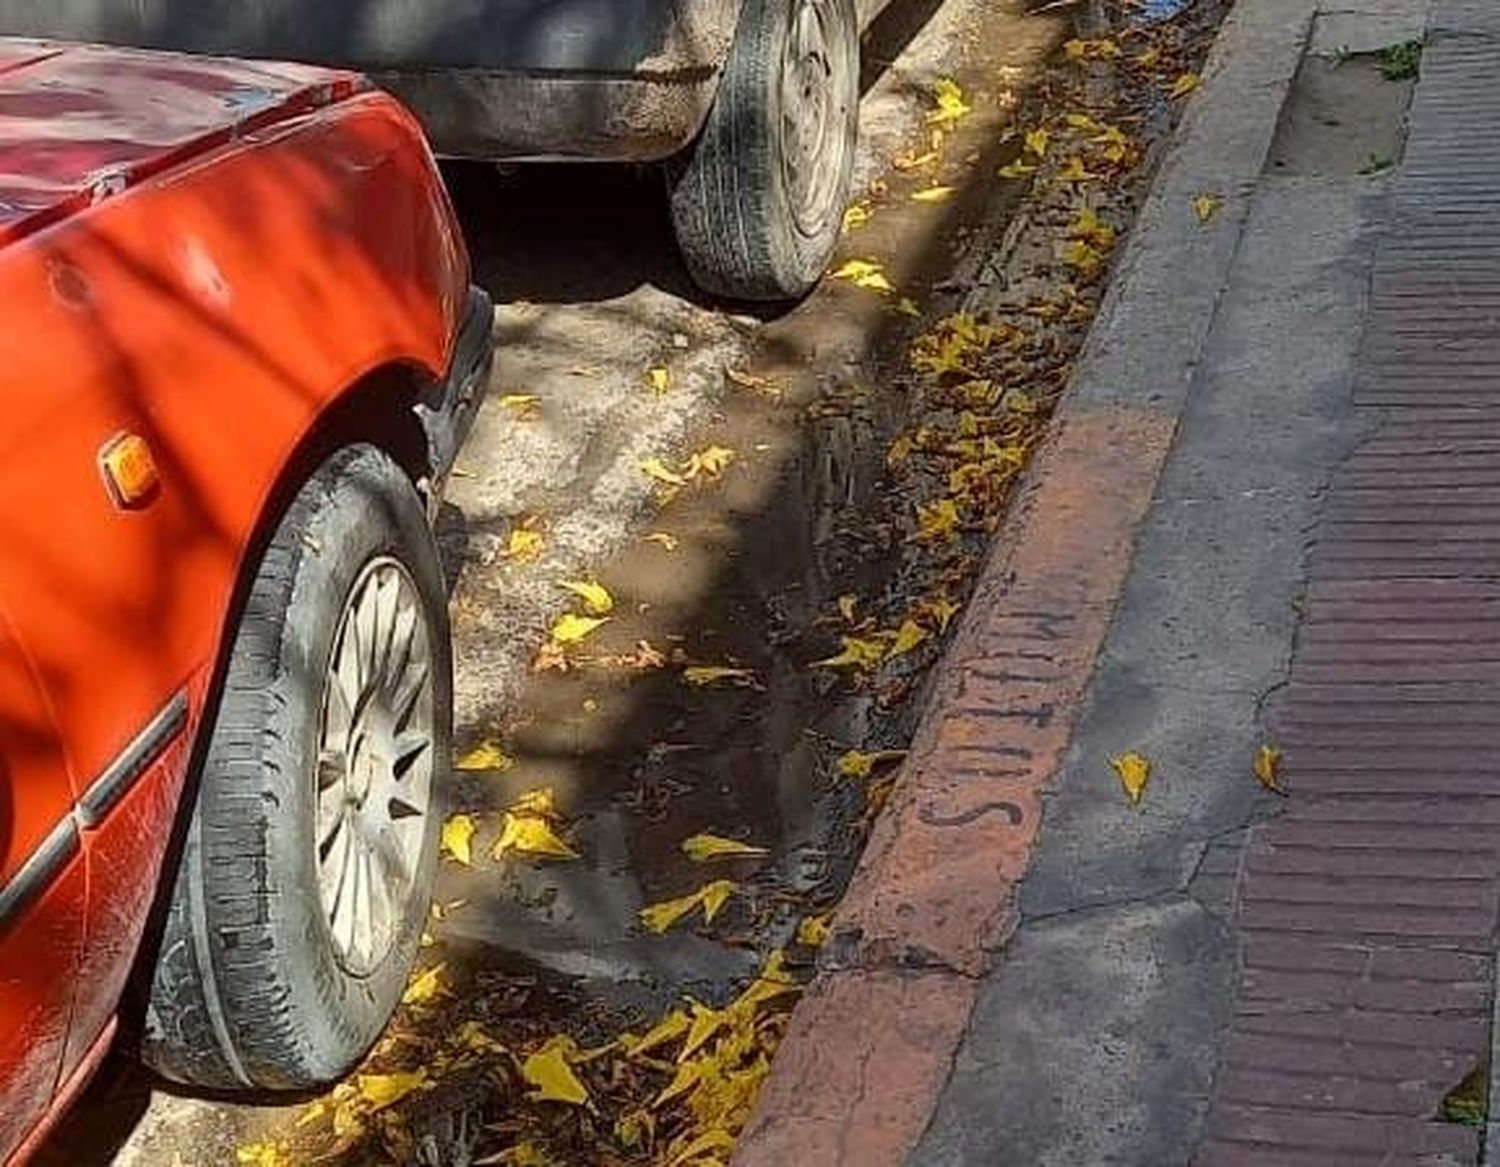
138,444 -> 450,1090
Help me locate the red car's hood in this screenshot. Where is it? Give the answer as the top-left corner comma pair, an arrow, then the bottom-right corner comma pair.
0,37 -> 362,244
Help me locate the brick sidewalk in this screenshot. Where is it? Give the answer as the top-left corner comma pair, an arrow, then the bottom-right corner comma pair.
1199,12 -> 1500,1164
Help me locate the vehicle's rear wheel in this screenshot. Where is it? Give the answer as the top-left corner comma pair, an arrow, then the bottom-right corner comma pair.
670,0 -> 860,301
139,444 -> 450,1090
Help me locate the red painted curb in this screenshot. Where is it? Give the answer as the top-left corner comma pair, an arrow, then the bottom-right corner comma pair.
735,405 -> 1178,1166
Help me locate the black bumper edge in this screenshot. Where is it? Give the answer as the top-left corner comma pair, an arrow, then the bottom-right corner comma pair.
416,286 -> 493,481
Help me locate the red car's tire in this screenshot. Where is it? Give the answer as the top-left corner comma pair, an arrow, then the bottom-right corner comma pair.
139,444 -> 450,1090
670,0 -> 860,301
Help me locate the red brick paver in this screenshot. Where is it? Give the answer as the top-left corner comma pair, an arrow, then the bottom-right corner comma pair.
1198,20 -> 1500,1164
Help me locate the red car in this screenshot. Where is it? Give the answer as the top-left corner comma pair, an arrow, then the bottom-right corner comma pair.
0,38 -> 489,1163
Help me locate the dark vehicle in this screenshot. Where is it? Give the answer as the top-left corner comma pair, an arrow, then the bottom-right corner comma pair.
0,0 -> 892,300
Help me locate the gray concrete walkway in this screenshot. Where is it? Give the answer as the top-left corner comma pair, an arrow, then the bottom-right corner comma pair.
911,0 -> 1500,1162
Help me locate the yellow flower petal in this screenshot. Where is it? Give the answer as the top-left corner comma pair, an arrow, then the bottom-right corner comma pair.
401,962 -> 445,1006
1254,743 -> 1285,794
440,813 -> 476,866
681,832 -> 768,862
355,1070 -> 427,1112
455,741 -> 514,772
493,811 -> 578,860
520,1036 -> 590,1106
558,579 -> 614,615
550,613 -> 609,645
1110,750 -> 1152,806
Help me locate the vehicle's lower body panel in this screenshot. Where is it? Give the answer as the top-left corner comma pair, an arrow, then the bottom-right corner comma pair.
0,0 -> 740,158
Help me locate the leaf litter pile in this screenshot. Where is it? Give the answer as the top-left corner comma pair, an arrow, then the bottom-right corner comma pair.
239,3 -> 1228,1165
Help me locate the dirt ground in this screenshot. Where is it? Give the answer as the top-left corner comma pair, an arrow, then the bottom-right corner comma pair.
33,0 -> 1229,1162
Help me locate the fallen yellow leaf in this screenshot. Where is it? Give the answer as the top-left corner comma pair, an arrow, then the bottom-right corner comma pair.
456,741 -> 514,771
684,444 -> 736,479
356,1070 -> 427,1112
831,258 -> 894,293
1064,37 -> 1121,61
1254,743 -> 1284,794
558,578 -> 614,615
1024,127 -> 1050,157
440,814 -> 477,866
697,881 -> 732,924
521,1036 -> 590,1106
626,1009 -> 691,1059
454,1020 -> 508,1055
911,185 -> 955,204
813,635 -> 889,671
837,749 -> 877,779
638,879 -> 737,934
236,1142 -> 288,1167
893,149 -> 940,171
682,664 -> 757,687
837,593 -> 859,621
997,158 -> 1037,180
724,366 -> 781,397
1111,751 -> 1152,806
1064,238 -> 1105,275
668,1129 -> 737,1167
498,393 -> 541,419
510,787 -> 558,818
645,530 -> 680,551
681,832 -> 768,862
916,496 -> 961,542
506,526 -> 545,564
895,296 -> 923,317
797,914 -> 831,948
887,619 -> 930,659
927,77 -> 971,125
1169,71 -> 1202,99
1193,192 -> 1222,223
401,962 -> 445,1006
640,456 -> 688,486
836,747 -> 908,780
1058,155 -> 1097,183
1071,206 -> 1116,248
648,367 -> 670,395
919,594 -> 960,631
842,202 -> 872,230
550,613 -> 609,645
493,812 -> 578,860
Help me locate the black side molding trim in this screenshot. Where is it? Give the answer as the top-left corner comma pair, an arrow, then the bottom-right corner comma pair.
0,815 -> 79,929
77,690 -> 189,828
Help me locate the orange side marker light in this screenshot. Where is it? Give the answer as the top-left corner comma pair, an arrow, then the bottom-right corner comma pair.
98,433 -> 160,508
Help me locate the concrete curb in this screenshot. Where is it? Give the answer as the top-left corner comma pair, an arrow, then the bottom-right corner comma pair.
732,3 -> 1317,1164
